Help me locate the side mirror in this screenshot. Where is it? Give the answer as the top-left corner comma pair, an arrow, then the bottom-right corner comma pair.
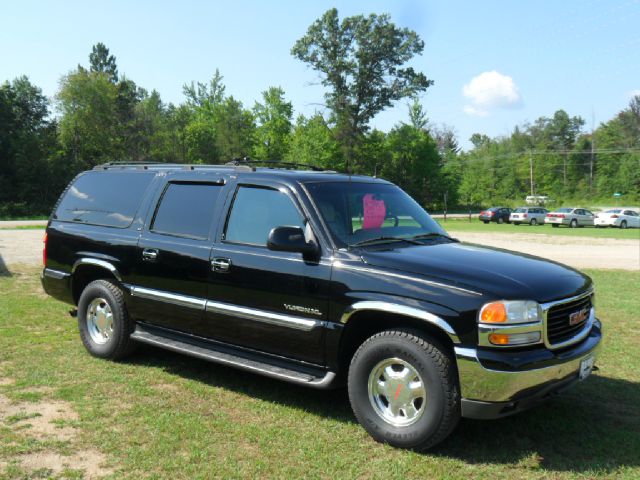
267,226 -> 319,257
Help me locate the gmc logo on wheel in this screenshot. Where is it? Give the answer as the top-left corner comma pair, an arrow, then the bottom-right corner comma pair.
569,308 -> 589,326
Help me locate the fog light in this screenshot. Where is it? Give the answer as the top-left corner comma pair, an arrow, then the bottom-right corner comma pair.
489,331 -> 541,346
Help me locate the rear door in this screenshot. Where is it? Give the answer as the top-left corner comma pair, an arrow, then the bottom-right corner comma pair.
129,174 -> 225,333
200,179 -> 332,365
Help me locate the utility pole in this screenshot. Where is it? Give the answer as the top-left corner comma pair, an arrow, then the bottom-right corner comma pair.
529,149 -> 534,195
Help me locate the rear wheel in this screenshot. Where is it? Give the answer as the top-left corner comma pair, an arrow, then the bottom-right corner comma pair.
620,220 -> 628,229
78,279 -> 136,360
570,219 -> 578,228
530,218 -> 537,226
497,217 -> 504,224
348,329 -> 460,451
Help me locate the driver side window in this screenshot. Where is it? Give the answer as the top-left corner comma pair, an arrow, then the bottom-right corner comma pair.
224,186 -> 304,246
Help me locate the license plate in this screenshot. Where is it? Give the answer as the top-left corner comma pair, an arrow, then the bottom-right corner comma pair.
579,355 -> 595,380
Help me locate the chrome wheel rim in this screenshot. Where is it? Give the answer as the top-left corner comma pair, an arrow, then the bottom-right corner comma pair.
86,298 -> 113,345
367,357 -> 426,427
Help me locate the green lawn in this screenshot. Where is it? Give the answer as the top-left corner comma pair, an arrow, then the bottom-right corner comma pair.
438,218 -> 640,239
1,266 -> 639,479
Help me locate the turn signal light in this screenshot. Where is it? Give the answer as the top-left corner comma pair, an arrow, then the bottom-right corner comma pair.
480,302 -> 507,323
489,333 -> 510,345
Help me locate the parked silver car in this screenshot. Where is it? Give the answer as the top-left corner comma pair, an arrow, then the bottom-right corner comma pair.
545,208 -> 595,228
510,207 -> 548,225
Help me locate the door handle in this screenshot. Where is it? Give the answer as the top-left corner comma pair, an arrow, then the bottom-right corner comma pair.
142,249 -> 159,261
211,258 -> 231,272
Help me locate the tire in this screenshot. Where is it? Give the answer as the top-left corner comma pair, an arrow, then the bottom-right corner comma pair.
530,218 -> 537,226
620,221 -> 627,229
497,217 -> 504,224
483,221 -> 489,224
552,224 -> 559,228
77,279 -> 137,360
348,329 -> 460,451
570,219 -> 578,228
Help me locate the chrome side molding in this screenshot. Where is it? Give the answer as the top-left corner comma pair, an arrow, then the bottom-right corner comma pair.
43,268 -> 70,280
341,301 -> 461,344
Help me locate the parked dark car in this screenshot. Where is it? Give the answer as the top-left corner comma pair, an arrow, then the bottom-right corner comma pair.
479,207 -> 512,224
41,163 -> 601,451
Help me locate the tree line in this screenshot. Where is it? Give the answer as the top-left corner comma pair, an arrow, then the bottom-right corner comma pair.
1,8 -> 638,217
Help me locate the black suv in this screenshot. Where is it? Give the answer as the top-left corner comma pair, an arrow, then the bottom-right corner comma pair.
41,163 -> 601,450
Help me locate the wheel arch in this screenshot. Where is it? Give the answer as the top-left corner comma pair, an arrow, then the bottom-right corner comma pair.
338,301 -> 460,373
71,259 -> 122,305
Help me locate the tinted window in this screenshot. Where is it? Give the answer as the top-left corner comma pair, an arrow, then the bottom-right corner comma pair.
513,208 -> 527,213
306,182 -> 447,248
556,208 -> 573,213
54,171 -> 155,228
225,186 -> 304,246
151,183 -> 221,239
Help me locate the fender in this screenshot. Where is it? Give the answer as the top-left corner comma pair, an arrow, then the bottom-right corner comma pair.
71,258 -> 123,283
340,300 -> 461,344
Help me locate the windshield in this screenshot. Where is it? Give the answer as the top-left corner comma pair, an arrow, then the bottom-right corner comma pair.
305,181 -> 449,248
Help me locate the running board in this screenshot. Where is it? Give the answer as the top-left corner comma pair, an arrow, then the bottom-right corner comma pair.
130,325 -> 337,389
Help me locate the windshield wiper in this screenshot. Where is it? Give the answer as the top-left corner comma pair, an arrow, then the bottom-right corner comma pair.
349,236 -> 423,248
409,232 -> 459,242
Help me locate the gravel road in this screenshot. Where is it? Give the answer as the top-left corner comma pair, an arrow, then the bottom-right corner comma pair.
0,228 -> 638,272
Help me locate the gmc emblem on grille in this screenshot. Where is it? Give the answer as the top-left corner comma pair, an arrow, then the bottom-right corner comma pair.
569,308 -> 589,326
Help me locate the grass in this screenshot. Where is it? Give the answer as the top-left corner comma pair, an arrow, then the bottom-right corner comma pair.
0,225 -> 46,230
0,266 -> 639,479
438,218 -> 640,239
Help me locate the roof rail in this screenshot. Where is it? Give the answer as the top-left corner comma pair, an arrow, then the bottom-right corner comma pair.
226,157 -> 327,172
94,162 -> 254,172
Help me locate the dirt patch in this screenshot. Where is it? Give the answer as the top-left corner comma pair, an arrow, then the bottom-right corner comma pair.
0,382 -> 112,478
454,232 -> 640,271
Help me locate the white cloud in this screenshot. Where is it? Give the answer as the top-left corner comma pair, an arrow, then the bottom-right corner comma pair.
463,71 -> 522,116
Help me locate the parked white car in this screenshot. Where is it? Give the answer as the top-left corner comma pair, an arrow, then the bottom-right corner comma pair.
594,209 -> 640,229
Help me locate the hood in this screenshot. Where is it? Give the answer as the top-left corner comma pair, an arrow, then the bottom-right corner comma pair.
360,242 -> 591,303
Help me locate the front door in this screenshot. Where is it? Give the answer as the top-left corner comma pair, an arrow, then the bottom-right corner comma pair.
130,177 -> 224,334
200,181 -> 332,365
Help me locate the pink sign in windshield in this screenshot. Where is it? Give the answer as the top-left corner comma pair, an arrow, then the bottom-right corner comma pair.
362,194 -> 386,229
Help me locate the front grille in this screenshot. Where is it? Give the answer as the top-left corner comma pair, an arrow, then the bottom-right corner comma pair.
546,294 -> 593,345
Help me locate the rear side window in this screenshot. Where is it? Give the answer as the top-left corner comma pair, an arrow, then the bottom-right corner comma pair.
151,183 -> 222,240
224,186 -> 304,246
54,171 -> 155,228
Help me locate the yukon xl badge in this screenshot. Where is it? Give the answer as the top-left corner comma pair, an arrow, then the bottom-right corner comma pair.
569,308 -> 589,326
284,304 -> 322,316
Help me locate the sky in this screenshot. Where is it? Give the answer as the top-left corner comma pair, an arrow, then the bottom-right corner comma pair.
1,0 -> 638,150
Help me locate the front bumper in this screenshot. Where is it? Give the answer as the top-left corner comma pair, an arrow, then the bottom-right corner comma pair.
455,319 -> 602,419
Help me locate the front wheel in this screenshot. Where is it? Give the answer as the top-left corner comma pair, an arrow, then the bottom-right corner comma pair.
348,330 -> 460,451
77,279 -> 137,360
570,219 -> 578,228
497,217 -> 504,224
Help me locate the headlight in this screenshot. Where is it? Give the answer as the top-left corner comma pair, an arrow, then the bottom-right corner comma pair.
479,300 -> 542,324
477,300 -> 544,347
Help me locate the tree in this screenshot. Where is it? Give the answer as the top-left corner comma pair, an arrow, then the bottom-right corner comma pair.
88,43 -> 118,83
406,97 -> 428,130
253,87 -> 293,160
292,8 -> 432,170
183,69 -> 225,108
57,69 -> 120,166
286,114 -> 342,170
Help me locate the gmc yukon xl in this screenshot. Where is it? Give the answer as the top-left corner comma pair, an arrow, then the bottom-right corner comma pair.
41,162 -> 602,450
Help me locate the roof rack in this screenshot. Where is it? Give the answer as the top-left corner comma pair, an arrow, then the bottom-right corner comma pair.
94,161 -> 254,172
226,157 -> 328,172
